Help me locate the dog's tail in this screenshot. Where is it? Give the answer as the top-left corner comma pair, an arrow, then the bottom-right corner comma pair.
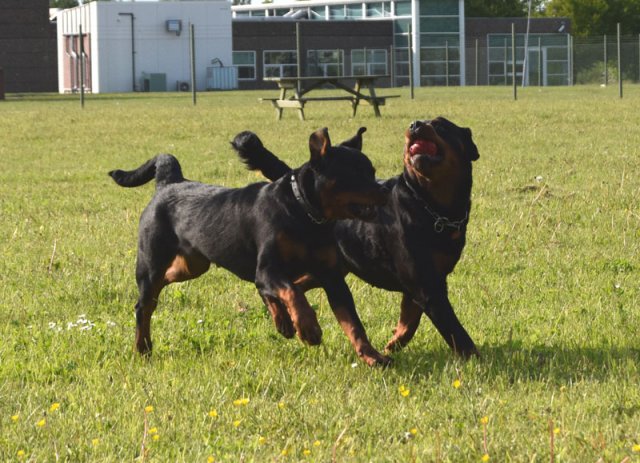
230,131 -> 291,182
108,154 -> 185,189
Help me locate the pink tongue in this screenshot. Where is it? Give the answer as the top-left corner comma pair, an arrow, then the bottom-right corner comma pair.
409,140 -> 438,157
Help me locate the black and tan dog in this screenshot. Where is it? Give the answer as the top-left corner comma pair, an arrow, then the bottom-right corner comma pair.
231,118 -> 480,357
109,128 -> 391,365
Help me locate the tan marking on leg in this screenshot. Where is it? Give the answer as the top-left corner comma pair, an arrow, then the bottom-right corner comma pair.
385,294 -> 422,353
277,287 -> 322,345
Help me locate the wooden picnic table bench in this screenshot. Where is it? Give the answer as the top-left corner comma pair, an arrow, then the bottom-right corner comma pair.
261,75 -> 399,121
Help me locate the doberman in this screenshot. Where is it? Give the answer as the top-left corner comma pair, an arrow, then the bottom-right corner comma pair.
231,118 -> 480,357
109,128 -> 391,365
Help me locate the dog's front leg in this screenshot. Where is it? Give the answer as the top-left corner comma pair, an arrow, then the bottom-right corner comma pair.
256,267 -> 322,346
420,280 -> 479,358
384,293 -> 423,353
319,274 -> 391,366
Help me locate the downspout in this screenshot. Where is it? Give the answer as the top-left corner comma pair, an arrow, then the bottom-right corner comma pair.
118,12 -> 136,91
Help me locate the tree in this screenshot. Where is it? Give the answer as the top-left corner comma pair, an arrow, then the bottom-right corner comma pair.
465,0 -> 546,17
50,0 -> 79,8
543,0 -> 640,35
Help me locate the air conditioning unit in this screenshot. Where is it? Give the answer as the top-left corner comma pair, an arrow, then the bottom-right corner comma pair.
177,81 -> 190,92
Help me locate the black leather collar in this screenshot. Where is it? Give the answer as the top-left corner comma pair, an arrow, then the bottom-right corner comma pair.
290,172 -> 327,224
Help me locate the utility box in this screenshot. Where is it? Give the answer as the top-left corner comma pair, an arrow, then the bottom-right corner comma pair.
206,66 -> 238,90
141,73 -> 167,92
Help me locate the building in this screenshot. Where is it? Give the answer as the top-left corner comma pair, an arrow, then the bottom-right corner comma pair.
0,0 -> 57,93
56,1 -> 233,93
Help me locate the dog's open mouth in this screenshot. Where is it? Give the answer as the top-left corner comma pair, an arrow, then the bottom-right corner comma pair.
408,136 -> 443,165
348,203 -> 377,221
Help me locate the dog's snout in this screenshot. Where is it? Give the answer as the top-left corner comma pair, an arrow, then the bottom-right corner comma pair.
409,120 -> 423,133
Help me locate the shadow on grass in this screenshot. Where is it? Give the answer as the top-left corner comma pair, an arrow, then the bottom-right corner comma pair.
391,342 -> 640,383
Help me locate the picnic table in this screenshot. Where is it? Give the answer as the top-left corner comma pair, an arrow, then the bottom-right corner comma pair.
260,75 -> 399,121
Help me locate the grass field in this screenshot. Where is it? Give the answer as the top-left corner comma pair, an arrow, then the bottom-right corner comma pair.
1,86 -> 639,462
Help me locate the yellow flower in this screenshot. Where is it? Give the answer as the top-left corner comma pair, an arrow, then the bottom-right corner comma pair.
452,379 -> 461,389
313,440 -> 321,447
258,436 -> 267,445
144,405 -> 154,413
632,444 -> 640,453
553,427 -> 560,435
11,414 -> 19,422
303,449 -> 311,456
280,448 -> 289,456
92,438 -> 100,446
149,427 -> 158,435
207,456 -> 215,463
36,418 -> 46,428
232,420 -> 241,428
208,409 -> 218,418
480,416 -> 489,425
410,428 -> 418,435
398,385 -> 410,397
152,434 -> 160,441
278,401 -> 285,409
233,398 -> 250,406
481,453 -> 490,462
17,450 -> 26,459
49,402 -> 61,413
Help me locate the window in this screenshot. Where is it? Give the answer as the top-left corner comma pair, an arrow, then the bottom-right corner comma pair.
351,49 -> 388,76
263,51 -> 297,78
329,5 -> 345,19
232,51 -> 256,80
310,6 -> 326,19
307,50 -> 344,77
346,4 -> 362,19
366,2 -> 391,17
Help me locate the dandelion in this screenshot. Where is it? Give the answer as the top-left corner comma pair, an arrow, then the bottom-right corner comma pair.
17,450 -> 26,459
398,385 -> 410,397
232,420 -> 241,428
144,405 -> 154,413
207,456 -> 215,463
152,434 -> 160,441
36,418 -> 46,428
313,440 -> 321,447
258,436 -> 267,445
208,409 -> 218,418
11,414 -> 19,422
553,427 -> 560,435
92,438 -> 100,446
149,427 -> 158,435
49,402 -> 61,413
280,448 -> 289,456
303,449 -> 311,456
481,453 -> 490,462
410,428 -> 418,435
278,401 -> 285,409
452,379 -> 461,389
480,416 -> 489,425
233,398 -> 250,406
632,444 -> 640,453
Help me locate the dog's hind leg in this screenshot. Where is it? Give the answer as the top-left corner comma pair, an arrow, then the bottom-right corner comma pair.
384,294 -> 423,353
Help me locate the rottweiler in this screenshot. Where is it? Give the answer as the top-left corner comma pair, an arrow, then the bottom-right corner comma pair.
109,128 -> 391,365
231,118 -> 480,357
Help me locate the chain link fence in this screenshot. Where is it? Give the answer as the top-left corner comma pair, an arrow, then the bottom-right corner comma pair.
461,34 -> 640,87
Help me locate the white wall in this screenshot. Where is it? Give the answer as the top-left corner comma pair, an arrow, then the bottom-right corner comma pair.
58,1 -> 232,93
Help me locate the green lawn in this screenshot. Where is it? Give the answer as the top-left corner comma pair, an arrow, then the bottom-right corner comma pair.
1,86 -> 639,462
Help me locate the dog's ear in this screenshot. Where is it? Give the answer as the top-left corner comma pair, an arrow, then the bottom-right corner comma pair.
463,128 -> 479,161
339,127 -> 367,151
309,128 -> 331,161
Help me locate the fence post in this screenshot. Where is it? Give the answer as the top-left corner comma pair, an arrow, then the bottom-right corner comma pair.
617,23 -> 622,98
475,39 -> 478,85
79,25 -> 85,108
445,40 -> 449,86
189,23 -> 196,105
408,23 -> 414,99
512,23 -> 517,100
604,34 -> 608,86
538,37 -> 542,86
504,38 -> 508,85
